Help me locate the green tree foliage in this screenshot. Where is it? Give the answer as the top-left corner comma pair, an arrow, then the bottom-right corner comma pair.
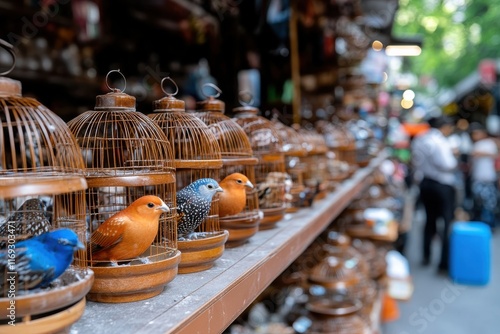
393,0 -> 500,89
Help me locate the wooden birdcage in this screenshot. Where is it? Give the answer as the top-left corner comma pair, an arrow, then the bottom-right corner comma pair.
148,78 -> 227,273
0,40 -> 92,332
195,85 -> 261,247
232,94 -> 286,229
297,126 -> 333,197
270,116 -> 306,212
67,70 -> 180,302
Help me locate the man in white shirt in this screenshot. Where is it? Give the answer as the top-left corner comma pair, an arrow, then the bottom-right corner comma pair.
470,122 -> 498,231
411,116 -> 457,272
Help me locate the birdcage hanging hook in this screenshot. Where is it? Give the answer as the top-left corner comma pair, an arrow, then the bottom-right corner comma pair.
0,38 -> 16,76
161,76 -> 179,97
105,69 -> 127,93
202,82 -> 222,99
238,90 -> 255,107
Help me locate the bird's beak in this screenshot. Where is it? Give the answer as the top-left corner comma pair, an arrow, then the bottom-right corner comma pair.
76,240 -> 85,250
245,180 -> 254,189
216,186 -> 224,193
159,202 -> 171,213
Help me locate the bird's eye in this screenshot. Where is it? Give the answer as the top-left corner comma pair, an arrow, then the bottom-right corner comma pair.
237,180 -> 242,184
207,184 -> 214,189
147,202 -> 155,208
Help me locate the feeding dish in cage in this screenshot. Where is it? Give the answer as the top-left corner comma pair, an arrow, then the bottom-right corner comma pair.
232,92 -> 287,229
67,70 -> 179,303
0,39 -> 91,332
148,77 -> 227,271
195,83 -> 261,247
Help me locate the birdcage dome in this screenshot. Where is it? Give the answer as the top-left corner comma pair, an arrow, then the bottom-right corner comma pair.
196,96 -> 256,165
271,117 -> 308,157
233,105 -> 284,157
66,71 -> 179,302
0,76 -> 86,198
297,126 -> 328,156
148,85 -> 222,181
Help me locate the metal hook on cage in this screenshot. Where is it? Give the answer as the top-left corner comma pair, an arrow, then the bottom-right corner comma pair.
105,69 -> 127,93
201,82 -> 222,99
238,90 -> 255,107
0,39 -> 16,76
161,76 -> 179,97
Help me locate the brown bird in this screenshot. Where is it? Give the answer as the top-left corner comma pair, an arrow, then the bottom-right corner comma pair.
90,195 -> 170,262
218,173 -> 254,218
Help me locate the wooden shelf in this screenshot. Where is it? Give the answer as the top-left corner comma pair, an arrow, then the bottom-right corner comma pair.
72,153 -> 387,334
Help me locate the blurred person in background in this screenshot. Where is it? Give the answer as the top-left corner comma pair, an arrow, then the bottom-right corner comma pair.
469,122 -> 498,232
411,116 -> 457,273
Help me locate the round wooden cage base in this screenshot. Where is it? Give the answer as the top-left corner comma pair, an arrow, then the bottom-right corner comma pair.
178,230 -> 229,274
0,268 -> 94,319
0,298 -> 86,334
87,249 -> 181,303
220,213 -> 260,248
259,206 -> 286,230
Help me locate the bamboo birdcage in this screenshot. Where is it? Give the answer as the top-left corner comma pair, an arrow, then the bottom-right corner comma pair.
195,84 -> 261,247
270,115 -> 306,212
232,93 -> 286,229
67,70 -> 179,302
0,40 -> 92,331
148,78 -> 227,273
297,126 -> 332,195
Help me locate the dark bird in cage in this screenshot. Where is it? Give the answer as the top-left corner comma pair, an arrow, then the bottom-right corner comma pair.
218,173 -> 254,218
0,228 -> 84,294
298,180 -> 322,208
89,195 -> 170,263
176,178 -> 223,240
0,198 -> 51,249
256,172 -> 291,208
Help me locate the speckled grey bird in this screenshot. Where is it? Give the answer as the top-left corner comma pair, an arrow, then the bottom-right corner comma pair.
176,178 -> 223,239
0,198 -> 51,248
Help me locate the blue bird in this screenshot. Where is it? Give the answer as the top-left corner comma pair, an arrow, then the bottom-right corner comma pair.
0,228 -> 84,294
176,178 -> 223,240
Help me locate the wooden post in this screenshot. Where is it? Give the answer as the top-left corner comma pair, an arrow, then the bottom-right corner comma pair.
289,0 -> 301,125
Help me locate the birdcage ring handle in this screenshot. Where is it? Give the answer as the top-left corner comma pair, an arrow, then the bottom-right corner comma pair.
0,39 -> 16,76
105,69 -> 127,93
161,76 -> 179,97
238,90 -> 254,107
201,82 -> 222,99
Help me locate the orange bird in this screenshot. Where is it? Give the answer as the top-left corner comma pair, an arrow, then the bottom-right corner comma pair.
90,195 -> 170,262
218,173 -> 254,218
